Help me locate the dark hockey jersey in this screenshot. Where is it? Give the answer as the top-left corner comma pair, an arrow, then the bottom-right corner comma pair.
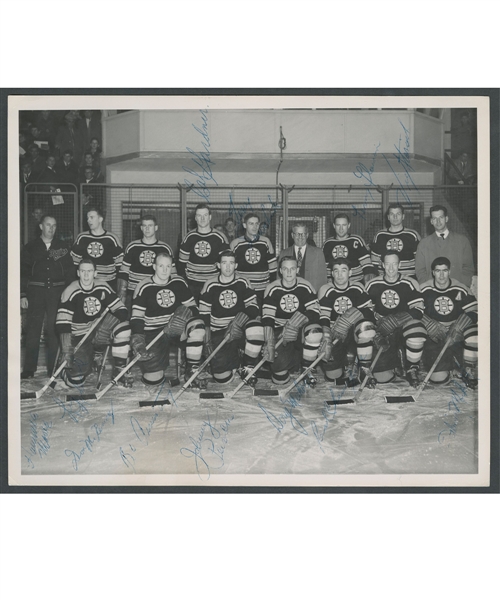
263,277 -> 320,329
371,227 -> 420,276
230,235 -> 277,291
178,229 -> 229,284
420,278 -> 478,324
199,274 -> 259,331
56,280 -> 127,337
71,230 -> 123,283
131,275 -> 198,334
366,274 -> 424,320
118,239 -> 176,291
322,235 -> 375,282
318,281 -> 374,328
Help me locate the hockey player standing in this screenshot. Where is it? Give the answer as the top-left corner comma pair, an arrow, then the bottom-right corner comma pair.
366,251 -> 428,387
420,256 -> 478,388
71,207 -> 123,291
262,256 -> 323,387
177,203 -> 229,302
199,250 -> 262,386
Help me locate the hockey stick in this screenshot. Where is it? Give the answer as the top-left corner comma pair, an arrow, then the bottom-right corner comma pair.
230,338 -> 284,398
21,307 -> 110,400
95,344 -> 110,390
66,329 -> 166,402
413,335 -> 454,401
173,332 -> 232,402
279,352 -> 326,397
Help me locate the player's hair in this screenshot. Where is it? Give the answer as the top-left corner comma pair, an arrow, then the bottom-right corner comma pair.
431,256 -> 451,271
334,213 -> 351,225
78,258 -> 96,270
194,203 -> 211,215
86,206 -> 104,219
330,257 -> 351,270
430,204 -> 448,218
155,252 -> 173,264
140,214 -> 157,226
291,221 -> 309,233
243,213 -> 260,224
381,250 -> 400,263
386,203 -> 405,216
219,249 -> 236,261
279,255 -> 298,269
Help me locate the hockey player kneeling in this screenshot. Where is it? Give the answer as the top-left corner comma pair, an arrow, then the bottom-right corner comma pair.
199,250 -> 261,387
130,253 -> 202,394
56,259 -> 132,389
366,251 -> 428,388
318,258 -> 377,387
421,257 -> 478,389
262,256 -> 323,387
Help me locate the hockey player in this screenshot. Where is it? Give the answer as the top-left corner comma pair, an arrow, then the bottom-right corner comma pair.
56,258 -> 132,388
199,250 -> 262,385
370,204 -> 421,277
117,214 -> 176,312
318,258 -> 377,386
420,257 -> 478,388
130,253 -> 205,393
366,251 -> 428,387
229,213 -> 277,305
71,206 -> 123,290
262,256 -> 323,387
322,213 -> 376,285
177,203 -> 229,302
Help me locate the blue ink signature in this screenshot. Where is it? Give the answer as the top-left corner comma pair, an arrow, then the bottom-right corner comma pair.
119,443 -> 137,472
382,119 -> 418,206
22,412 -> 54,469
437,375 -> 476,445
228,192 -> 281,234
64,400 -> 115,471
180,412 -> 234,481
352,142 -> 381,220
258,400 -> 308,436
182,108 -> 218,201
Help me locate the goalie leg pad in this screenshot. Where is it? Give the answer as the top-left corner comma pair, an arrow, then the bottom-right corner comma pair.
185,318 -> 205,364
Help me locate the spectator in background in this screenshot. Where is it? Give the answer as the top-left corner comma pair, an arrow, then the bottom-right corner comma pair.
55,112 -> 84,164
56,149 -> 79,186
80,110 -> 101,149
39,154 -> 59,184
20,160 -> 35,193
35,110 -> 57,151
452,111 -> 476,159
28,144 -> 46,180
415,205 -> 475,289
224,218 -> 237,244
448,152 -> 475,185
27,205 -> 44,243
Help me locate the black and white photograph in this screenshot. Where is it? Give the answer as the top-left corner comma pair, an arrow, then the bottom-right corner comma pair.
7,93 -> 491,487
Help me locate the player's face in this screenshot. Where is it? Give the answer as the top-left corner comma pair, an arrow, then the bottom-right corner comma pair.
281,260 -> 297,286
141,220 -> 158,239
244,217 -> 260,238
291,226 -> 308,248
153,256 -> 173,282
78,263 -> 95,288
383,254 -> 400,280
332,263 -> 350,287
433,264 -> 451,289
219,256 -> 237,278
388,208 -> 404,228
430,210 -> 448,233
225,220 -> 235,233
334,218 -> 350,239
87,211 -> 102,231
195,208 -> 211,229
39,217 -> 56,240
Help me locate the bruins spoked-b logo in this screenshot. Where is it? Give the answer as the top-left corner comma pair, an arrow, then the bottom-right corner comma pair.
331,245 -> 348,259
381,289 -> 400,309
334,296 -> 353,314
434,295 -> 454,315
219,290 -> 237,309
140,250 -> 156,267
280,293 -> 300,313
156,289 -> 175,308
386,238 -> 403,252
83,296 -> 101,316
87,241 -> 104,258
245,247 -> 261,264
194,241 -> 211,257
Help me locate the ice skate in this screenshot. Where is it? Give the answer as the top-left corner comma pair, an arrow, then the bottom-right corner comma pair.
406,365 -> 420,388
237,365 -> 258,388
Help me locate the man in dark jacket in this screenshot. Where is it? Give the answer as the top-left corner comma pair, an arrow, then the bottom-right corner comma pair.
21,215 -> 75,378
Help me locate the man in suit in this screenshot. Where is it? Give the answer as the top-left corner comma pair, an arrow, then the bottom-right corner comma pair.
278,221 -> 327,293
448,152 -> 475,185
56,149 -> 79,187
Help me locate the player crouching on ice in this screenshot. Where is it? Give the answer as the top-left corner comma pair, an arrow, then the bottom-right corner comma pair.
56,259 -> 132,389
199,250 -> 262,386
366,251 -> 428,388
420,257 -> 478,389
129,253 -> 206,393
317,258 -> 377,387
262,256 -> 323,387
